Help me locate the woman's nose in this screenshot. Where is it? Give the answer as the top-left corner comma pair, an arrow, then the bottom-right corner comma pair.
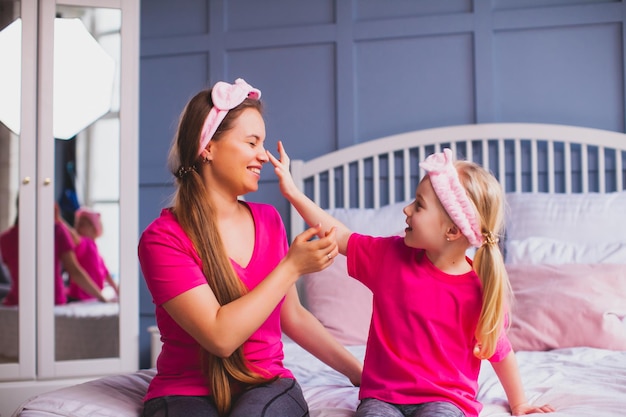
258,147 -> 269,163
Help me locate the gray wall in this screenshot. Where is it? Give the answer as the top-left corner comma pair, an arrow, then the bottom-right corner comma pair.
138,0 -> 626,368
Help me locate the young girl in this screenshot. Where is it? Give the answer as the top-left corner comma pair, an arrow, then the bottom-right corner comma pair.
269,144 -> 554,417
138,79 -> 362,417
67,208 -> 119,302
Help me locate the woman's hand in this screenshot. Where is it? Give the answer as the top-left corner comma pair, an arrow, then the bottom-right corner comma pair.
284,225 -> 338,276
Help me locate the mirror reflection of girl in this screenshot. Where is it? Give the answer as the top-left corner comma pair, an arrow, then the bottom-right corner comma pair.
66,208 -> 119,302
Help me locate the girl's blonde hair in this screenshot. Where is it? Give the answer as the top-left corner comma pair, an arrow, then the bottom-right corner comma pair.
456,161 -> 511,359
166,89 -> 273,415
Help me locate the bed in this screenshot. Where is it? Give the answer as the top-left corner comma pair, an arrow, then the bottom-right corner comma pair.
0,301 -> 119,362
10,123 -> 626,417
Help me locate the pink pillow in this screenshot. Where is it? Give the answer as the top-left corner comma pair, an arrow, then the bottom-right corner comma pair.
302,254 -> 372,345
507,263 -> 626,351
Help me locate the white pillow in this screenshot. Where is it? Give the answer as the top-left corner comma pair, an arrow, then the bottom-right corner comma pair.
505,191 -> 626,245
507,238 -> 626,265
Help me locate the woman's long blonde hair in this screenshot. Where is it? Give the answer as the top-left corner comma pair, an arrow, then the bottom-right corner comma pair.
166,89 -> 273,415
456,161 -> 511,359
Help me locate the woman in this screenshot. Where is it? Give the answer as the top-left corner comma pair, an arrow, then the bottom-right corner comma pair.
1,201 -> 108,305
138,78 -> 362,417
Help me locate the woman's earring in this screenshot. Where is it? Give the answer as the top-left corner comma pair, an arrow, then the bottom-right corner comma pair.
203,156 -> 210,164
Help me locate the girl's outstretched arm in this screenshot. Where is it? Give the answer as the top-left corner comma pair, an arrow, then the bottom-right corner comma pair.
267,141 -> 352,255
491,351 -> 555,415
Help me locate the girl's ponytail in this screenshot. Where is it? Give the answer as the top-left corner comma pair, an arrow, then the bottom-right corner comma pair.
456,161 -> 512,359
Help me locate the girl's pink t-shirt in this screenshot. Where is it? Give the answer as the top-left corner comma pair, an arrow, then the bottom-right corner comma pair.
68,237 -> 109,300
138,203 -> 293,401
347,234 -> 511,417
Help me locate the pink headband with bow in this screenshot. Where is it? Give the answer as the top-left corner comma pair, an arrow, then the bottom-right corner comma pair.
197,78 -> 261,156
420,148 -> 483,247
75,207 -> 103,237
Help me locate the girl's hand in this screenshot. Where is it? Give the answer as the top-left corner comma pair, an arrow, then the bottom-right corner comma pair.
511,402 -> 555,415
267,141 -> 298,198
284,224 -> 338,276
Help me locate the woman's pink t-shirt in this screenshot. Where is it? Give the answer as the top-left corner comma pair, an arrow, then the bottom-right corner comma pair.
53,223 -> 75,305
1,223 -> 73,306
347,234 -> 511,417
138,203 -> 293,401
0,225 -> 19,306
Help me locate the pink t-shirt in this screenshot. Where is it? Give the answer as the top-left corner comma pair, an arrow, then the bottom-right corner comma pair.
53,223 -> 75,305
347,234 -> 511,417
68,237 -> 109,301
0,225 -> 19,306
1,223 -> 73,306
138,203 -> 293,401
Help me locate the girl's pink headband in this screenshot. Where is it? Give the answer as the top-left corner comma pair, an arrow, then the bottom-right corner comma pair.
75,207 -> 103,237
420,148 -> 483,247
197,78 -> 261,156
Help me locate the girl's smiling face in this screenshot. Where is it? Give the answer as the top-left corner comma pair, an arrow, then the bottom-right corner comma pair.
403,176 -> 451,251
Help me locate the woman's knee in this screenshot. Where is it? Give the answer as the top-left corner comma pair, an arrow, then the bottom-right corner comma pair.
142,396 -> 219,417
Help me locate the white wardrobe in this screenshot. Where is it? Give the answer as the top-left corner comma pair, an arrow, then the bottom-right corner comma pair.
0,0 -> 139,415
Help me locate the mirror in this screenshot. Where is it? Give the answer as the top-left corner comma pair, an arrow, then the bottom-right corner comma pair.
0,3 -> 123,362
52,5 -> 121,361
0,0 -> 21,364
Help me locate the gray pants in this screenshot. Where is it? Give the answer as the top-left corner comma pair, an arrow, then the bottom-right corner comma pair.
356,398 -> 465,417
142,378 -> 308,417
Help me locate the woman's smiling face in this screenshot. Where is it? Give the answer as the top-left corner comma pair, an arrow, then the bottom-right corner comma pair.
207,107 -> 269,195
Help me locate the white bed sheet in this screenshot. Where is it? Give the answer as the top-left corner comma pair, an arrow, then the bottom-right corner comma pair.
12,369 -> 153,417
283,342 -> 626,417
12,341 -> 626,417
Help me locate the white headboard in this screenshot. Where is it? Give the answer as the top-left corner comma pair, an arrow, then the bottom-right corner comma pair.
290,123 -> 626,240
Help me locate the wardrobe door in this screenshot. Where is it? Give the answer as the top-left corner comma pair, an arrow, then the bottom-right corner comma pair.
36,0 -> 139,378
0,0 -> 38,382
